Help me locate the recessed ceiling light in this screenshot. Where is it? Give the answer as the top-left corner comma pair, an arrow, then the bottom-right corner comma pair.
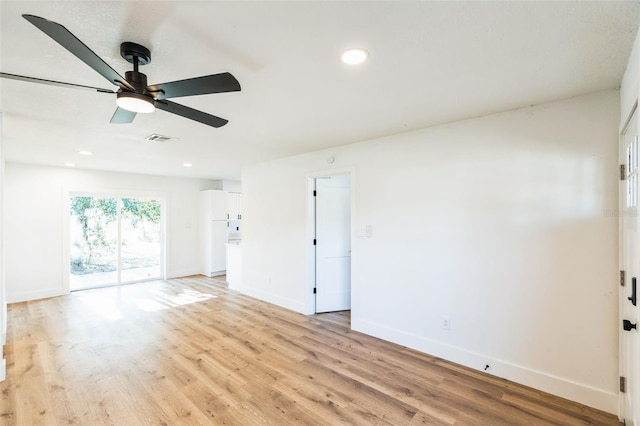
341,48 -> 369,65
78,150 -> 93,156
183,163 -> 193,167
65,162 -> 76,167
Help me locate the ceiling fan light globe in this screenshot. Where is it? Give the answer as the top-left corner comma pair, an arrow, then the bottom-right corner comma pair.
116,92 -> 155,113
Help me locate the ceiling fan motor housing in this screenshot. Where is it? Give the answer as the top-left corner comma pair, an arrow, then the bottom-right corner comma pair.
124,70 -> 149,94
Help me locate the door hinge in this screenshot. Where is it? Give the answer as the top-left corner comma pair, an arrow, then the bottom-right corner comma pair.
313,288 -> 317,294
313,239 -> 316,245
621,164 -> 627,180
620,376 -> 626,393
621,270 -> 626,287
313,190 -> 317,196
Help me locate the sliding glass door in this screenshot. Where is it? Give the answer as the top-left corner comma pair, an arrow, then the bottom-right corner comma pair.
69,195 -> 163,291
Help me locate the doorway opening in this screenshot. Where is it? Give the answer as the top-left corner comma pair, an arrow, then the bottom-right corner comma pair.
312,174 -> 351,313
69,194 -> 164,291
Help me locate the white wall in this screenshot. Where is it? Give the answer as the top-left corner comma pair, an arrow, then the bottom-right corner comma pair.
223,179 -> 242,192
241,90 -> 620,413
4,163 -> 221,303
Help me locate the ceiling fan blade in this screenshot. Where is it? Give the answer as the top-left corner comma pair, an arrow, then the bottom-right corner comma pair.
22,15 -> 133,91
154,100 -> 229,128
0,72 -> 115,93
148,73 -> 241,100
110,107 -> 137,124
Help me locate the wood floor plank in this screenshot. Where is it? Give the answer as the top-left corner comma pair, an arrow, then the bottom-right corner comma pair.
0,276 -> 621,425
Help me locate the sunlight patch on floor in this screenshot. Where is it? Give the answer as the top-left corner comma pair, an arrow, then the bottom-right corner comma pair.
78,286 -> 217,318
133,290 -> 217,312
78,293 -> 124,321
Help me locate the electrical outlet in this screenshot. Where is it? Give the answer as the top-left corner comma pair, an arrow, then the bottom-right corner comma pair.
442,317 -> 451,330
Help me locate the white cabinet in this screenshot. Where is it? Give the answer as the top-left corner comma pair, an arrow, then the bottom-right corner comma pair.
227,192 -> 242,220
200,190 -> 228,277
201,189 -> 228,221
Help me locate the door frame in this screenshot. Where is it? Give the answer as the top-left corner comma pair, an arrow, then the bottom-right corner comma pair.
306,168 -> 355,315
62,188 -> 167,294
620,101 -> 639,424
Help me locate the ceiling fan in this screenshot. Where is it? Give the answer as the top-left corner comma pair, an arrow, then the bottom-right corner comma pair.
0,14 -> 241,128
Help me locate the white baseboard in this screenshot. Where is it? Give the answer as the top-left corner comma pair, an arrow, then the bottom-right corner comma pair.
352,317 -> 618,415
166,268 -> 202,279
0,358 -> 5,381
240,286 -> 307,314
7,288 -> 66,304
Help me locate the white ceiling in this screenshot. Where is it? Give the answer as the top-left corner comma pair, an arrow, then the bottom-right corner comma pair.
1,1 -> 638,180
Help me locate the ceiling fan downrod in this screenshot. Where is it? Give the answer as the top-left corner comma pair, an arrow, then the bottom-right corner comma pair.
120,42 -> 151,94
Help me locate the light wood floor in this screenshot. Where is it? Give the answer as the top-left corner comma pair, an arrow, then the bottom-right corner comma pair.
0,275 -> 619,425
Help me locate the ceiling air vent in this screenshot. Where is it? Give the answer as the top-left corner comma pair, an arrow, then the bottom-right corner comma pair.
145,134 -> 174,143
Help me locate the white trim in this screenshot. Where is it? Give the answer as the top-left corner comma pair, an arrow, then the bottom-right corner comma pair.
241,285 -> 308,315
353,317 -> 618,414
8,288 -> 66,304
306,177 -> 317,314
621,101 -> 638,136
62,189 -> 71,295
0,113 -> 5,382
166,269 -> 202,279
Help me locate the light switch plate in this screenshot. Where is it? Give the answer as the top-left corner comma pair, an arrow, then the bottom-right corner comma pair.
365,225 -> 372,238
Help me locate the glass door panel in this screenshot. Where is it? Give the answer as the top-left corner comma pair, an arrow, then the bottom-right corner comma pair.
120,198 -> 162,283
69,196 -> 119,290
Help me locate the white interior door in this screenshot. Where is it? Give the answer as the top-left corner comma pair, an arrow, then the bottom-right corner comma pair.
621,107 -> 639,425
315,174 -> 351,313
